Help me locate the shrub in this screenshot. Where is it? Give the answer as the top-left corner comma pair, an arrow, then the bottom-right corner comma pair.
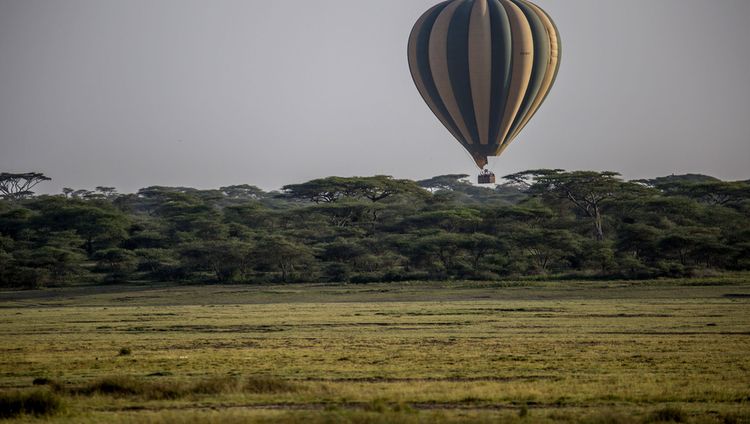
0,389 -> 62,418
60,375 -> 298,400
191,376 -> 241,394
324,262 -> 351,283
518,405 -> 529,418
582,411 -> 631,424
647,406 -> 686,423
84,376 -> 141,396
363,398 -> 389,413
244,376 -> 298,394
118,347 -> 132,356
146,371 -> 173,377
7,266 -> 50,289
72,376 -> 182,400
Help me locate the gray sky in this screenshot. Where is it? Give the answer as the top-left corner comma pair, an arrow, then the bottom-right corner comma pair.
1,0 -> 749,194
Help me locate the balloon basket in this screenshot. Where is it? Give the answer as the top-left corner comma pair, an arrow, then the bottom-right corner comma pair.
478,170 -> 496,185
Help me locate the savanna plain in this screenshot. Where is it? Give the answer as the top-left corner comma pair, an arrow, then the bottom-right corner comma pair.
1,277 -> 749,423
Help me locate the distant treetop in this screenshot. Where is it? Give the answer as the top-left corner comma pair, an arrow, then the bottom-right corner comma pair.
0,172 -> 51,201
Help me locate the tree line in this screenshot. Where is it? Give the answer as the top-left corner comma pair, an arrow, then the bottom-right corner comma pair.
0,171 -> 748,288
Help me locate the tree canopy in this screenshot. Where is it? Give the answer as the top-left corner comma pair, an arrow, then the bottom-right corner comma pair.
0,172 -> 51,201
1,171 -> 749,288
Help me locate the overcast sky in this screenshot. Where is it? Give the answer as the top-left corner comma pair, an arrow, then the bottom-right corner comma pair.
1,0 -> 749,194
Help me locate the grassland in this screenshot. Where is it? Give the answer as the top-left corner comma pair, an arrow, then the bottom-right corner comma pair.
0,278 -> 749,423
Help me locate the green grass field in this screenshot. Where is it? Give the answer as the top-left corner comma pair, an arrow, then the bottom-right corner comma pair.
1,278 -> 749,423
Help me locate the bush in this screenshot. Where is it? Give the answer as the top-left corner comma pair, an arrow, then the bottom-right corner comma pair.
94,248 -> 137,280
655,261 -> 689,278
518,405 -> 529,418
244,376 -> 298,394
324,262 -> 351,283
60,375 -> 298,400
350,272 -> 387,284
5,266 -> 49,289
466,270 -> 501,281
582,411 -> 631,424
191,376 -> 242,394
118,347 -> 132,356
134,248 -> 181,280
647,406 -> 686,423
71,376 -> 182,400
84,376 -> 142,396
0,389 -> 62,418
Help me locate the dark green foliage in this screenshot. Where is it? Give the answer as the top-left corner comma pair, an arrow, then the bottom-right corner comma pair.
94,248 -> 137,280
134,248 -> 180,280
252,235 -> 317,283
419,174 -> 526,205
0,389 -> 61,418
179,240 -> 254,282
283,175 -> 428,203
0,171 -> 748,287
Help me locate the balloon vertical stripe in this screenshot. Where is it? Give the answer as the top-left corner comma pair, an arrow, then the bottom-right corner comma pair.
468,0 -> 493,146
446,0 -> 481,146
408,2 -> 468,148
487,0 -> 513,152
408,0 -> 561,168
430,1 -> 475,145
507,0 -> 561,143
506,0 -> 549,142
495,0 -> 533,148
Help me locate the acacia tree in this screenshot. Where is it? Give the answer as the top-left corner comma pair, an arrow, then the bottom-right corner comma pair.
179,240 -> 253,282
28,197 -> 130,256
665,181 -> 749,207
282,176 -> 428,204
418,174 -> 471,192
95,186 -> 118,199
505,170 -> 650,241
513,227 -> 582,273
220,185 -> 265,200
0,172 -> 51,201
253,235 -> 316,282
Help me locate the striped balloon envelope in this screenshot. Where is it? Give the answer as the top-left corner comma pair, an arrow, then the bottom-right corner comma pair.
408,0 -> 561,169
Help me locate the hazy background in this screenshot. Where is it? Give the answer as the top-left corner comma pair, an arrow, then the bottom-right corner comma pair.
1,0 -> 749,194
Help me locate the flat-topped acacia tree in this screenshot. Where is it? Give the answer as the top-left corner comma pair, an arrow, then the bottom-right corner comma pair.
282,176 -> 428,204
504,170 -> 653,241
0,172 -> 51,201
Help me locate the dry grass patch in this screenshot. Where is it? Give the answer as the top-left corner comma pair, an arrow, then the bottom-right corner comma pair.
0,281 -> 748,422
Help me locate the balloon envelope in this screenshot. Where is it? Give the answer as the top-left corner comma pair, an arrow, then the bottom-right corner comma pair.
408,0 -> 561,168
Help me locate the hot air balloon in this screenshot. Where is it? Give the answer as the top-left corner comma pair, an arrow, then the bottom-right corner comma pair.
408,0 -> 561,183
